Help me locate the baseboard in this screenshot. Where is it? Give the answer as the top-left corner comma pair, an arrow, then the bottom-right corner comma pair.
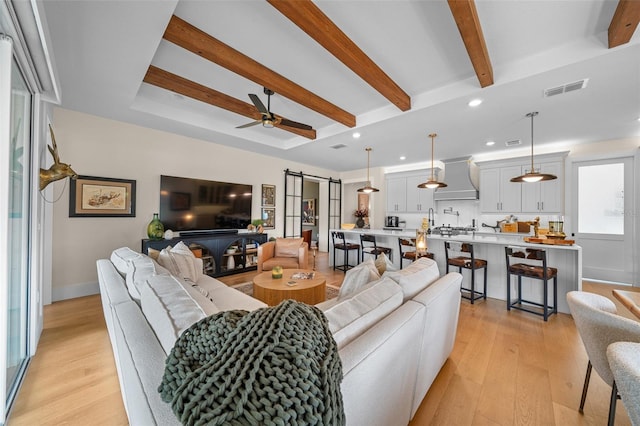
52,281 -> 99,302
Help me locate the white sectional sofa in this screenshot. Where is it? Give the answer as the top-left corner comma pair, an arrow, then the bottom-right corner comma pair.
97,246 -> 463,425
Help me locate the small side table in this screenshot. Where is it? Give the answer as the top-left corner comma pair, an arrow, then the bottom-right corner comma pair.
253,269 -> 326,306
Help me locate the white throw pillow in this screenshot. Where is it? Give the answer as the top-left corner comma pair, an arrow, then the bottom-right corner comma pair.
382,257 -> 440,301
157,246 -> 198,283
170,241 -> 203,282
337,258 -> 380,301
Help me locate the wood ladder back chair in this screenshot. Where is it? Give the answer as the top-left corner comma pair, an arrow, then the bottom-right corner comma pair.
360,234 -> 392,262
331,231 -> 360,273
505,246 -> 557,321
398,238 -> 433,269
444,241 -> 487,304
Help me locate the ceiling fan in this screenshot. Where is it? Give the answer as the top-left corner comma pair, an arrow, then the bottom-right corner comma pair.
236,87 -> 313,131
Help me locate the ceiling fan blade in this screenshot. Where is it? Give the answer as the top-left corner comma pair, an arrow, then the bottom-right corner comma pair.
248,94 -> 269,115
236,120 -> 262,129
278,118 -> 313,131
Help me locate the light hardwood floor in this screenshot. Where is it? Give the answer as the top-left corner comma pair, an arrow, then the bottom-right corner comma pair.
8,253 -> 637,425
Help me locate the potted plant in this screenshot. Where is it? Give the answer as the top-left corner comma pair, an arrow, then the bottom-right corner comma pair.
354,209 -> 368,228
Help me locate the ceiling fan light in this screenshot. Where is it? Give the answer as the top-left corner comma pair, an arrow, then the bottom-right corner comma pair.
262,119 -> 274,128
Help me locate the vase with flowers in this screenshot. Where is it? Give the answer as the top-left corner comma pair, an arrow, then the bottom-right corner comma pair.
354,209 -> 368,228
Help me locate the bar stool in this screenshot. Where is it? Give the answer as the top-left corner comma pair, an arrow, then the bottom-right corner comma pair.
331,231 -> 360,273
398,238 -> 434,269
445,241 -> 487,304
360,234 -> 392,262
505,246 -> 557,321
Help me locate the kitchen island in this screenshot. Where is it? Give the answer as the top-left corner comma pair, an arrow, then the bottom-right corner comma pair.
330,228 -> 581,314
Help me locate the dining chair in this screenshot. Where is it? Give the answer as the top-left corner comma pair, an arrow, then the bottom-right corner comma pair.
566,291 -> 640,425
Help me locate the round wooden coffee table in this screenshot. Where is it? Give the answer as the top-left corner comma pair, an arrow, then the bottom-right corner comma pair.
253,269 -> 326,306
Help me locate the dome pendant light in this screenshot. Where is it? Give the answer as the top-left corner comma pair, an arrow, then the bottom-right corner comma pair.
357,147 -> 379,193
511,112 -> 557,183
418,133 -> 447,189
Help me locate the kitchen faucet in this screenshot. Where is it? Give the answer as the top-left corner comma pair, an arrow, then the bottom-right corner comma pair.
427,207 -> 435,227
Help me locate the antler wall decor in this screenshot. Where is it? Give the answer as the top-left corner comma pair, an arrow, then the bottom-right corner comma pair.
39,125 -> 78,191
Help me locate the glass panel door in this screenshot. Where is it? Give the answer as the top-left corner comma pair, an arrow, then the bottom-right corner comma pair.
572,157 -> 633,283
5,48 -> 32,408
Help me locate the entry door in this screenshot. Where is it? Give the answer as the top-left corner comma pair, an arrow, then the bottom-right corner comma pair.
572,157 -> 635,284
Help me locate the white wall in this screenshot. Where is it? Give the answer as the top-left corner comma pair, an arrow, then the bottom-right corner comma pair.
50,108 -> 336,301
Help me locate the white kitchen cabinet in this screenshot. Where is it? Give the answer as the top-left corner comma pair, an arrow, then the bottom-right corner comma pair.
480,166 -> 522,213
521,161 -> 563,213
405,175 -> 435,212
386,176 -> 406,212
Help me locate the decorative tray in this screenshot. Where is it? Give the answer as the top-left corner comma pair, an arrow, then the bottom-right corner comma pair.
523,237 -> 574,245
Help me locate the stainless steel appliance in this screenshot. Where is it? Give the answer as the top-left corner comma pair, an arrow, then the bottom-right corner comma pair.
386,216 -> 399,227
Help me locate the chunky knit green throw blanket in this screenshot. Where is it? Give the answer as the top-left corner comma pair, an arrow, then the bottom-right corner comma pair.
158,299 -> 345,426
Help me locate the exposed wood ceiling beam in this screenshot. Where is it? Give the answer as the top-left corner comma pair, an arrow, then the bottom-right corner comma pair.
447,0 -> 494,88
163,15 -> 355,128
143,66 -> 316,139
608,0 -> 640,48
267,0 -> 411,112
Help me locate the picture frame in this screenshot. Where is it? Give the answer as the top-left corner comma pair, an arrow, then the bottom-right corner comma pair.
302,198 -> 315,226
69,175 -> 136,217
261,207 -> 275,229
261,184 -> 275,207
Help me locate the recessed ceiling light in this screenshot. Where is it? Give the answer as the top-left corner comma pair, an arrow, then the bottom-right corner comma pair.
352,132 -> 361,139
468,99 -> 482,107
400,156 -> 406,160
486,141 -> 495,146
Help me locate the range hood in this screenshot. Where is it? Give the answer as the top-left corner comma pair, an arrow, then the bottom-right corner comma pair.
434,157 -> 479,200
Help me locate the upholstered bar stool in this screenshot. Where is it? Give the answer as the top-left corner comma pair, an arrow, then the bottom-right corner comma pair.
398,238 -> 434,269
331,231 -> 360,273
505,246 -> 557,321
360,234 -> 392,262
444,241 -> 487,304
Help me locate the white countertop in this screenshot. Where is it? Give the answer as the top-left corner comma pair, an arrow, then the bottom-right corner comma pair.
333,228 -> 580,251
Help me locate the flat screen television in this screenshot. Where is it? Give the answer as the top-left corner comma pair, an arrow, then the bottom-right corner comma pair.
159,175 -> 252,232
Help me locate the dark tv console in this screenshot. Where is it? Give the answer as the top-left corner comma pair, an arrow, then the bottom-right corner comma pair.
142,232 -> 268,278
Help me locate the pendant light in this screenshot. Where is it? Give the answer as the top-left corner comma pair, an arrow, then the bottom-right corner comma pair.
418,133 -> 447,189
357,147 -> 379,193
511,112 -> 557,183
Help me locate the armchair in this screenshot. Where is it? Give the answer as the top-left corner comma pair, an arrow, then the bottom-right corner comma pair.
257,238 -> 309,272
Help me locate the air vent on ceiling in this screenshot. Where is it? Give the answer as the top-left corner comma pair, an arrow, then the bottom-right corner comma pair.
330,144 -> 347,149
505,139 -> 521,147
544,79 -> 588,97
